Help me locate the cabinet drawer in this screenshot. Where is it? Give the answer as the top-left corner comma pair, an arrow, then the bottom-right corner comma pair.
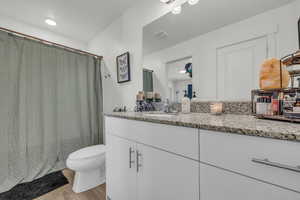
200,163 -> 300,199
105,117 -> 137,140
105,117 -> 199,160
200,130 -> 300,192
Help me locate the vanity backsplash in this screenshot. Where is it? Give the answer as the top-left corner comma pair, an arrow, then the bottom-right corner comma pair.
190,101 -> 252,115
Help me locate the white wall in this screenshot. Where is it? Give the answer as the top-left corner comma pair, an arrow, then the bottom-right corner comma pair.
88,1 -> 174,112
144,1 -> 300,101
88,0 -> 300,111
0,14 -> 87,50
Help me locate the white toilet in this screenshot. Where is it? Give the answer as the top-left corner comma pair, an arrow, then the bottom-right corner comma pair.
66,145 -> 106,193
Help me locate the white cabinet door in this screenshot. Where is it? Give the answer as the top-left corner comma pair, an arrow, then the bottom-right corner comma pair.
106,135 -> 137,200
217,36 -> 268,100
200,163 -> 300,200
137,144 -> 199,200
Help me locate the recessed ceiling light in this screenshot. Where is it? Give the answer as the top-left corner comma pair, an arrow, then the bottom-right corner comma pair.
188,0 -> 199,5
45,19 -> 57,26
172,5 -> 182,14
179,70 -> 186,74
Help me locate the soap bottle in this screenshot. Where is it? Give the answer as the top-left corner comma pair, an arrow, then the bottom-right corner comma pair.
191,91 -> 197,103
272,93 -> 279,115
181,90 -> 191,113
266,97 -> 272,115
256,97 -> 262,115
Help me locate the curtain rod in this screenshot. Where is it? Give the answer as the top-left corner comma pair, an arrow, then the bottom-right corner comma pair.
0,27 -> 103,59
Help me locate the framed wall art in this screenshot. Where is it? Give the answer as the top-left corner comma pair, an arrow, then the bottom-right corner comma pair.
116,52 -> 131,83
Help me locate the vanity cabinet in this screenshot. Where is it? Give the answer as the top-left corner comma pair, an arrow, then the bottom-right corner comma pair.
105,116 -> 300,200
105,117 -> 200,200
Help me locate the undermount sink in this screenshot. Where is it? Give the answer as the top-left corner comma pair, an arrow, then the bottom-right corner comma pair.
143,113 -> 178,118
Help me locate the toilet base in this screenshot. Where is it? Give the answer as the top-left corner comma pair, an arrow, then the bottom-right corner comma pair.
72,169 -> 105,193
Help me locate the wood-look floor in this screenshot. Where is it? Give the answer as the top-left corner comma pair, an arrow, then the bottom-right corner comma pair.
34,169 -> 106,200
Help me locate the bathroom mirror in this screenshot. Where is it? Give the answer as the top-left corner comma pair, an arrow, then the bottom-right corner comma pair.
142,0 -> 300,102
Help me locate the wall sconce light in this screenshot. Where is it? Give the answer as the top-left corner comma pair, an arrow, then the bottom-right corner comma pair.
188,0 -> 199,5
172,5 -> 182,14
160,0 -> 175,4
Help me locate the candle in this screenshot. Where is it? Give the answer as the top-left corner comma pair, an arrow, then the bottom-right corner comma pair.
154,93 -> 161,100
146,92 -> 153,99
210,103 -> 223,115
137,91 -> 145,101
136,94 -> 144,101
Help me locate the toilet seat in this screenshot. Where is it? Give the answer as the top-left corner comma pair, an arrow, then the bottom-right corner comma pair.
68,145 -> 106,160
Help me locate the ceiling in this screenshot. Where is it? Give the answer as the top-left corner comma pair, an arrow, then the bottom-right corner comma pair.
0,0 -> 138,43
143,0 -> 296,55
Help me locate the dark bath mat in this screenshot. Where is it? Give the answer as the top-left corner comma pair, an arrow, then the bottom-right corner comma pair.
0,171 -> 69,200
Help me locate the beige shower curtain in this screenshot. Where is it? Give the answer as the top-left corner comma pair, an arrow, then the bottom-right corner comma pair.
0,31 -> 103,192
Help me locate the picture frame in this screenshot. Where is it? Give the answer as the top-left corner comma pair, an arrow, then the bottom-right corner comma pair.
298,17 -> 300,49
116,52 -> 131,83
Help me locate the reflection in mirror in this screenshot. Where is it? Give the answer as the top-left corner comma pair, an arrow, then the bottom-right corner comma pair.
143,0 -> 300,102
167,57 -> 192,103
143,69 -> 154,93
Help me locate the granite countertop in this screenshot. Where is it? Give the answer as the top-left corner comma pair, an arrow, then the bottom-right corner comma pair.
105,112 -> 300,142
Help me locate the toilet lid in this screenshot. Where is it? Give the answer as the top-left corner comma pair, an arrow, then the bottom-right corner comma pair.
68,145 -> 106,160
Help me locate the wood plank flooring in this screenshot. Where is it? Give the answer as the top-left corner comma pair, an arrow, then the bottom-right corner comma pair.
34,169 -> 106,200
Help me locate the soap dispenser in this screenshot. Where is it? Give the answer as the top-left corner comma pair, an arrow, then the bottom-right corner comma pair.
181,90 -> 191,113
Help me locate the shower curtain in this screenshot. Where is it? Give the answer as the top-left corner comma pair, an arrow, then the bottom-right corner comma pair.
0,31 -> 103,192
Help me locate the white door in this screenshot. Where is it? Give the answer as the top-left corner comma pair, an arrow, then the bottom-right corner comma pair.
137,144 -> 199,200
106,135 -> 137,200
217,37 -> 268,100
200,163 -> 299,200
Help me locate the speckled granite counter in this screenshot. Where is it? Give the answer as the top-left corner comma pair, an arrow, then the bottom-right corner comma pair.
105,112 -> 300,142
